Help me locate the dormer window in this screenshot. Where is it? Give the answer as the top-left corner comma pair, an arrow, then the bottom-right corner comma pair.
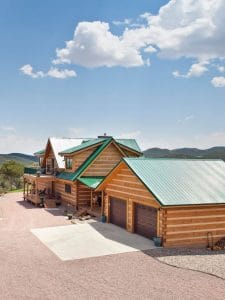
65,157 -> 73,170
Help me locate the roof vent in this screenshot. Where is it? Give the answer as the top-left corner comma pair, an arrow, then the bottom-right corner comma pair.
98,133 -> 112,139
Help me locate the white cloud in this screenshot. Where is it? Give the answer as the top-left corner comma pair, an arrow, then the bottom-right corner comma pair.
22,0 -> 225,82
217,65 -> 225,72
20,64 -> 44,78
20,65 -> 76,79
53,21 -> 144,67
47,67 -> 76,79
177,115 -> 194,123
211,76 -> 225,87
51,0 -> 225,76
112,19 -> 132,26
173,61 -> 208,78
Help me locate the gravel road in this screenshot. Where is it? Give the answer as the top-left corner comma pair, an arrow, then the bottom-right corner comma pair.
0,192 -> 225,300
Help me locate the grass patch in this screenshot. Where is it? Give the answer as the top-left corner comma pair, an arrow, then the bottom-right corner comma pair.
9,189 -> 23,193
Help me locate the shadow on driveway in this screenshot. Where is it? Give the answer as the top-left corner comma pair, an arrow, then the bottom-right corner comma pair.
89,221 -> 155,250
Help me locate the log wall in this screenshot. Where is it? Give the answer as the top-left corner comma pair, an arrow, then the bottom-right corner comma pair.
55,180 -> 77,206
83,144 -> 124,177
103,165 -> 160,232
37,181 -> 52,192
162,205 -> 225,247
69,148 -> 97,172
77,182 -> 91,207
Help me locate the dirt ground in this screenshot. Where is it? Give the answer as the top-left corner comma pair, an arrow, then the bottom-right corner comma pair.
1,192 -> 225,300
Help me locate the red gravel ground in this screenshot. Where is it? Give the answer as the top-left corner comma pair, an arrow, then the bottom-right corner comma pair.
1,192 -> 225,300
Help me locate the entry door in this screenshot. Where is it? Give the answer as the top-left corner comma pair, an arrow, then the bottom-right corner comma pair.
134,204 -> 157,239
110,197 -> 127,229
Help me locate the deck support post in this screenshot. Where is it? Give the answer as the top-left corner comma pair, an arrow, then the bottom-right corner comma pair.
91,190 -> 93,210
23,179 -> 26,200
76,181 -> 79,211
36,179 -> 39,204
101,191 -> 104,216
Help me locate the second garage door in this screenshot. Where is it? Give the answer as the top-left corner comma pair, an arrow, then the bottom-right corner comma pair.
110,197 -> 127,229
134,204 -> 157,239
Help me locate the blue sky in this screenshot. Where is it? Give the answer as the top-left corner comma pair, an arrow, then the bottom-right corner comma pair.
1,0 -> 225,153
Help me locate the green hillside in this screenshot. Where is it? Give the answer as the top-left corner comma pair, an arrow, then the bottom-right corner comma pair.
143,147 -> 225,160
0,153 -> 38,166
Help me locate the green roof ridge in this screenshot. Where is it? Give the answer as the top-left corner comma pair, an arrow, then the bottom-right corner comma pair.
60,138 -> 106,154
57,138 -> 112,181
115,139 -> 142,153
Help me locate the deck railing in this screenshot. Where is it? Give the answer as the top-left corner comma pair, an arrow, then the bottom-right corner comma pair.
24,167 -> 39,175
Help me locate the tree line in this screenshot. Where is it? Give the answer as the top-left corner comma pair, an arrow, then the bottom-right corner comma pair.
0,160 -> 24,194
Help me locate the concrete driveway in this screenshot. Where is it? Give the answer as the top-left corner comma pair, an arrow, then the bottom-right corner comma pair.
31,221 -> 155,260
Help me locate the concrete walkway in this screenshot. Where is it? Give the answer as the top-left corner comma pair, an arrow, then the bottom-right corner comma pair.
31,222 -> 156,260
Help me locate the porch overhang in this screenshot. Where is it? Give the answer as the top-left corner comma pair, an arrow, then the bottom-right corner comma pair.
77,177 -> 105,189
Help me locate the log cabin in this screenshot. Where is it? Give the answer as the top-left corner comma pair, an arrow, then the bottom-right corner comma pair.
23,136 -> 142,214
96,157 -> 225,248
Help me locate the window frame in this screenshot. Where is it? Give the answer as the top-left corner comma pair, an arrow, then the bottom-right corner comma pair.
65,157 -> 73,170
65,184 -> 72,194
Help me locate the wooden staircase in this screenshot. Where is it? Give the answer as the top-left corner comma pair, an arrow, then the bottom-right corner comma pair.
44,199 -> 56,209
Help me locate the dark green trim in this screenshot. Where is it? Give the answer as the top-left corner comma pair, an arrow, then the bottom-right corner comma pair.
59,138 -> 106,155
77,176 -> 105,189
95,157 -> 164,206
57,138 -> 113,181
121,158 -> 164,207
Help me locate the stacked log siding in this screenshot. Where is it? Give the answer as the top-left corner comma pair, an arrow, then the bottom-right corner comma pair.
98,161 -> 225,248
163,206 -> 225,247
71,148 -> 97,172
83,144 -> 123,177
55,180 -> 76,206
77,182 -> 91,207
104,166 -> 160,232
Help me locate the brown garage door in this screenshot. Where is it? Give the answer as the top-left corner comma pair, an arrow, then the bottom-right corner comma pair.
134,204 -> 157,239
110,197 -> 127,229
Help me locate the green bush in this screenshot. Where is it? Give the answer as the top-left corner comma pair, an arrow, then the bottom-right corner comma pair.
0,160 -> 24,192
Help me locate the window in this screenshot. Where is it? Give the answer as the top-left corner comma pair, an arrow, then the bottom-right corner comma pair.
65,184 -> 71,194
65,158 -> 73,170
46,158 -> 53,174
39,157 -> 43,167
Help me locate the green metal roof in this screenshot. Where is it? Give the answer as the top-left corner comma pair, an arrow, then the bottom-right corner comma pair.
78,177 -> 105,189
34,149 -> 45,156
60,138 -> 141,155
115,139 -> 141,153
57,139 -> 112,181
123,158 -> 225,206
60,138 -> 106,155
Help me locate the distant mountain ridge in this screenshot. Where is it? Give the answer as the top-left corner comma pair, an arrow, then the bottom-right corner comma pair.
1,147 -> 225,166
0,153 -> 38,166
143,146 -> 225,160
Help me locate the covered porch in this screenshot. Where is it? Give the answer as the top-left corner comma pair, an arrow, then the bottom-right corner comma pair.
77,177 -> 105,217
23,174 -> 56,206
